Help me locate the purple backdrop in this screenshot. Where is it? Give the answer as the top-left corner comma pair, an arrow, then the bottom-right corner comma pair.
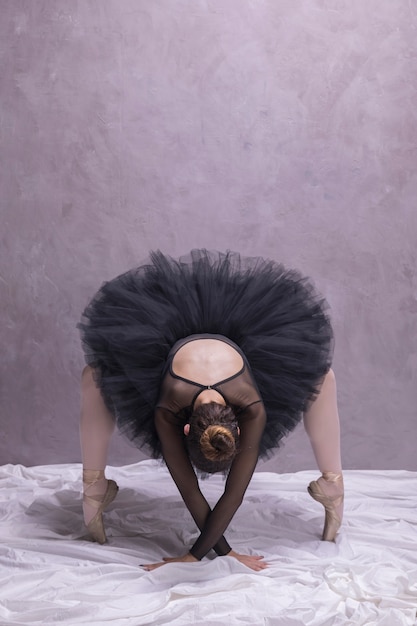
1,0 -> 416,470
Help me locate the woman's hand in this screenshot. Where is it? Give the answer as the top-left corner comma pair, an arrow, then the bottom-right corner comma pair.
141,553 -> 198,571
226,550 -> 268,571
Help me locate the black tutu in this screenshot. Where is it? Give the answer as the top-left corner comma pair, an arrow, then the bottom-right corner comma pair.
78,250 -> 333,459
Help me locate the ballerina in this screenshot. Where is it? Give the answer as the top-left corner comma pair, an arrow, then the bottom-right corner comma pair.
78,250 -> 343,571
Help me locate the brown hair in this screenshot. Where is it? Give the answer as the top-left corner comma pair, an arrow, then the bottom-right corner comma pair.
185,402 -> 239,474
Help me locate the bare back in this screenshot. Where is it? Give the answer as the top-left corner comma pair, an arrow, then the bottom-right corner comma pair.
156,334 -> 263,416
172,338 -> 244,386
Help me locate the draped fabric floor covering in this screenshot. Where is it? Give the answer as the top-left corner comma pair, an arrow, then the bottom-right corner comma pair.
0,461 -> 416,625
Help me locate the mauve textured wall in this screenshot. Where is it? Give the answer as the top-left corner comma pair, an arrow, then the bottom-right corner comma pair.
1,1 -> 416,470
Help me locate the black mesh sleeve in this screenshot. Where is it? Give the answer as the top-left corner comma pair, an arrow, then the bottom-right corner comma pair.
155,402 -> 266,560
188,401 -> 266,560
154,408 -> 232,557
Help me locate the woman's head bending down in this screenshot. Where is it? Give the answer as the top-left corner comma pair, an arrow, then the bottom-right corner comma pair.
185,402 -> 239,474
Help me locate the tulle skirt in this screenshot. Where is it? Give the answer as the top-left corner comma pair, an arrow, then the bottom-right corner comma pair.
78,250 -> 333,459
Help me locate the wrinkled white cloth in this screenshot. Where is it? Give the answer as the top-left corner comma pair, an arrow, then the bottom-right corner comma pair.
0,461 -> 416,626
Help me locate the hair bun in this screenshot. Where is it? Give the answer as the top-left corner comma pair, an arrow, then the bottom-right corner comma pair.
186,402 -> 239,473
200,425 -> 236,462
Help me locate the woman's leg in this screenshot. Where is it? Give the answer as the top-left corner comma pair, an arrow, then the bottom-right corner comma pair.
80,365 -> 116,525
303,369 -> 342,474
303,369 -> 344,533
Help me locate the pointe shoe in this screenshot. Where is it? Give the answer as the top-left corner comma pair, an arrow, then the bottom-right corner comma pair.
307,472 -> 344,542
83,470 -> 119,544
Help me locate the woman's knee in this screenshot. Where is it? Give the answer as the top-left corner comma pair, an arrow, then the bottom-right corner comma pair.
82,365 -> 92,377
317,368 -> 336,397
326,368 -> 336,385
81,365 -> 99,392
80,366 -> 114,422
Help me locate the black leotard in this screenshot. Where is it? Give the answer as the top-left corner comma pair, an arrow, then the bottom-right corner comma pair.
155,334 -> 267,560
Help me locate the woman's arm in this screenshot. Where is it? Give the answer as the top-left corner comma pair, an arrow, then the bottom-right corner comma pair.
154,408 -> 232,556
187,401 -> 266,560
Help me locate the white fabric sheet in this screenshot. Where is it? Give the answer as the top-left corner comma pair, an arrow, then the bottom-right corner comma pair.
0,461 -> 416,626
